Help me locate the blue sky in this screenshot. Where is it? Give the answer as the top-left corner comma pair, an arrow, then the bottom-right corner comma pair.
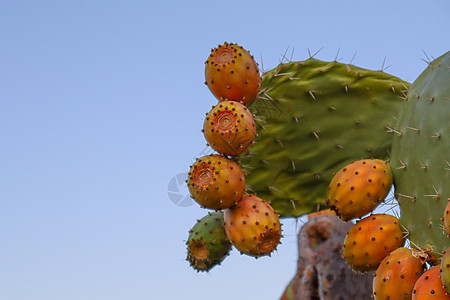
0,1 -> 449,299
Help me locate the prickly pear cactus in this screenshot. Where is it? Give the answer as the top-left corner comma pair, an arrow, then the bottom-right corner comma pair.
390,51 -> 450,254
242,58 -> 409,217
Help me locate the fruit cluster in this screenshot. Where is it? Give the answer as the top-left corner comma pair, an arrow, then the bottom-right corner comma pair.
185,43 -> 282,272
325,159 -> 449,299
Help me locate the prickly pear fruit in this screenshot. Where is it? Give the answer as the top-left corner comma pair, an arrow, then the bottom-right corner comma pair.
224,194 -> 281,257
412,265 -> 450,299
186,211 -> 231,272
203,100 -> 256,156
444,201 -> 450,236
373,247 -> 425,299
187,154 -> 245,210
343,214 -> 405,272
204,42 -> 261,106
325,159 -> 393,221
441,248 -> 450,293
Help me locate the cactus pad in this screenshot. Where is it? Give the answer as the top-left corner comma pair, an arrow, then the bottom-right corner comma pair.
390,51 -> 450,254
242,58 -> 409,217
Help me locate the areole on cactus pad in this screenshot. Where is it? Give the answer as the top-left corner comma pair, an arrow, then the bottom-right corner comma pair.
186,212 -> 231,272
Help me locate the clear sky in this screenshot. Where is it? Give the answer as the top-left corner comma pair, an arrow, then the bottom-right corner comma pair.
0,1 -> 449,299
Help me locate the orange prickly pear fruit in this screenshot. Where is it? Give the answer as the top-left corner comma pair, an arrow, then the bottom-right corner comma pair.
373,247 -> 425,299
325,159 -> 393,221
224,194 -> 281,257
203,100 -> 256,156
343,214 -> 405,272
187,154 -> 245,210
204,42 -> 261,106
412,265 -> 450,299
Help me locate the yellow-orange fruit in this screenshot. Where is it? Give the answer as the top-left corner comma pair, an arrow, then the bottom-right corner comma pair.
205,42 -> 261,106
412,265 -> 450,299
224,194 -> 281,257
203,100 -> 256,156
373,247 -> 425,299
343,214 -> 405,272
187,154 -> 245,210
326,159 -> 393,221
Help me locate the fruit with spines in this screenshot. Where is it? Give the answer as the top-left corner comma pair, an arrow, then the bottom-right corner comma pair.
187,154 -> 245,210
412,265 -> 450,299
373,247 -> 425,300
205,42 -> 261,106
224,194 -> 281,257
325,159 -> 393,221
186,211 -> 232,272
441,248 -> 450,293
203,100 -> 256,156
343,214 -> 405,272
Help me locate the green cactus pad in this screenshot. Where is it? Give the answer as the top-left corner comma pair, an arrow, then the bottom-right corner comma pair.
241,58 -> 409,217
186,211 -> 231,272
390,51 -> 450,254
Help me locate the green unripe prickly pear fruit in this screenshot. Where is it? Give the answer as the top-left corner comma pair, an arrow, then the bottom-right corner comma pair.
186,211 -> 231,272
